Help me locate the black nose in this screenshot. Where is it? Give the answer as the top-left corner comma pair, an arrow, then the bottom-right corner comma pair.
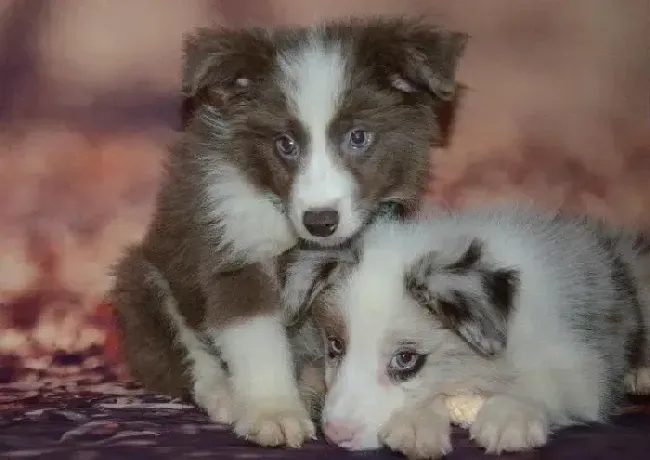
302,208 -> 339,237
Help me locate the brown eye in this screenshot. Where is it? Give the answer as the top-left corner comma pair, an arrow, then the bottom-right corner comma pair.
327,337 -> 345,359
275,134 -> 299,158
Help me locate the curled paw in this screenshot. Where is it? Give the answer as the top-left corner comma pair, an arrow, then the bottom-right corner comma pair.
469,395 -> 548,454
234,401 -> 315,448
379,407 -> 452,460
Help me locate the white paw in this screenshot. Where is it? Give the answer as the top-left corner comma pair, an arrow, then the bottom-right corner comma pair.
234,398 -> 315,448
379,407 -> 452,460
625,367 -> 650,395
194,380 -> 235,424
469,395 -> 549,454
203,387 -> 236,424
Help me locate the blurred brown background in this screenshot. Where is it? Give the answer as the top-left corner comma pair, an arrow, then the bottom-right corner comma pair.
0,0 -> 648,361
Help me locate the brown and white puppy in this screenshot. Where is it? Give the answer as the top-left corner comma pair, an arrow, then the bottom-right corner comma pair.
109,17 -> 467,448
287,203 -> 650,458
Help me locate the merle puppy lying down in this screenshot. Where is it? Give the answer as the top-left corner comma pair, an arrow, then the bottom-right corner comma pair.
284,203 -> 650,459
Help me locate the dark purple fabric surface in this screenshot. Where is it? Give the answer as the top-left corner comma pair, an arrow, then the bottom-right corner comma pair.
2,351 -> 650,459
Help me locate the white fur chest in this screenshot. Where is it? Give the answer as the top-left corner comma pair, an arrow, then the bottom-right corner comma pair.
207,165 -> 298,264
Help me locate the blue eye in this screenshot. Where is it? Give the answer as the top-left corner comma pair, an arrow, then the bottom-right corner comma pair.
391,351 -> 418,370
387,348 -> 427,382
350,130 -> 367,147
275,134 -> 299,158
345,129 -> 374,152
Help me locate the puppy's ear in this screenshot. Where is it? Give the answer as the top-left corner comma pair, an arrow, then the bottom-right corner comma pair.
357,19 -> 468,101
404,239 -> 519,356
181,27 -> 275,105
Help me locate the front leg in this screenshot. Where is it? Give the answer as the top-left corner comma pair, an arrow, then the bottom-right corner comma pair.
626,284 -> 650,395
205,264 -> 314,448
625,367 -> 650,395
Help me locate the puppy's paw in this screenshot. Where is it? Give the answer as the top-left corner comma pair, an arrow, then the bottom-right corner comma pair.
202,388 -> 236,425
194,380 -> 235,424
625,367 -> 650,395
379,407 -> 452,460
234,398 -> 315,448
470,395 -> 548,454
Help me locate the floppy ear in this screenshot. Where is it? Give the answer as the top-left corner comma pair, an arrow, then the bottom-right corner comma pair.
356,19 -> 468,101
404,239 -> 519,356
394,27 -> 468,101
181,27 -> 275,117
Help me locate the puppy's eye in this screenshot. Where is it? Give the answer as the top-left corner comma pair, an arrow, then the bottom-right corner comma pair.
388,348 -> 427,381
327,337 -> 345,359
391,351 -> 418,370
275,134 -> 299,158
349,130 -> 369,148
343,129 -> 374,154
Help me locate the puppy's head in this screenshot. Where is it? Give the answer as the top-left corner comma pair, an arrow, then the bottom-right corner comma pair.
287,230 -> 519,451
182,19 -> 467,248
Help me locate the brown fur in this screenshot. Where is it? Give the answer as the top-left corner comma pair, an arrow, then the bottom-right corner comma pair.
109,17 -> 467,431
313,301 -> 349,347
111,245 -> 195,397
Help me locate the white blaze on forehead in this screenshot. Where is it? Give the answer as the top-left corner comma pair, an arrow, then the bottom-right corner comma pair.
278,36 -> 361,241
343,260 -> 410,360
279,36 -> 348,137
322,261 -> 408,449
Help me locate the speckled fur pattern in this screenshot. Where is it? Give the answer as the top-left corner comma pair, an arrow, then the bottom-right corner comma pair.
285,202 -> 650,458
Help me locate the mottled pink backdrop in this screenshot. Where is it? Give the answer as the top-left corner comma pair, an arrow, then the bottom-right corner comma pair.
0,0 -> 648,365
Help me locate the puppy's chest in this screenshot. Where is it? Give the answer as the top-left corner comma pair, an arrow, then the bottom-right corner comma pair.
206,177 -> 298,264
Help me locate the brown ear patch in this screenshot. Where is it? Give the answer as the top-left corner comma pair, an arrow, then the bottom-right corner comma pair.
182,27 -> 275,96
180,26 -> 276,124
399,28 -> 468,101
349,18 -> 468,101
433,82 -> 468,148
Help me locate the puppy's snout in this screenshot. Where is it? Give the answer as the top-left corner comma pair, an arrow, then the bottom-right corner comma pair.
302,208 -> 339,237
323,420 -> 359,446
